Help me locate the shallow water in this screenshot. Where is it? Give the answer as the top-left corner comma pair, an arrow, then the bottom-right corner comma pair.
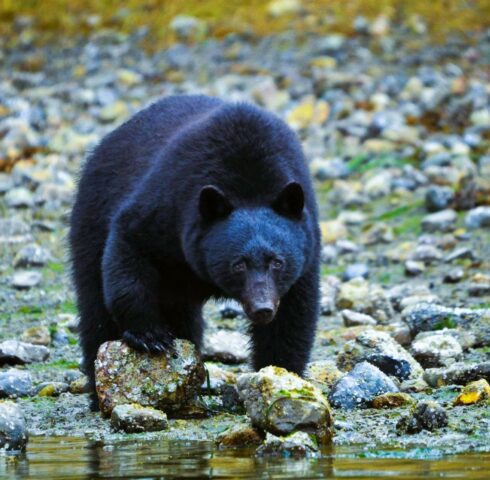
3,437 -> 490,479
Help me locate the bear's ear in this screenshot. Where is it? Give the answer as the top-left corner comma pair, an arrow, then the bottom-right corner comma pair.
199,185 -> 232,222
272,181 -> 304,219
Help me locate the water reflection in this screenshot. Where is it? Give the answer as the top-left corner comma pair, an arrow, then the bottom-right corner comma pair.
2,437 -> 490,479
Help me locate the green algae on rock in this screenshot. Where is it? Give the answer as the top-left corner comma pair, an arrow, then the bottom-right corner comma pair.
237,366 -> 333,443
255,431 -> 319,458
216,422 -> 263,448
95,339 -> 206,417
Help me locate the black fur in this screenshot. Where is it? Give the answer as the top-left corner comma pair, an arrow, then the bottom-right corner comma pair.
69,95 -> 320,404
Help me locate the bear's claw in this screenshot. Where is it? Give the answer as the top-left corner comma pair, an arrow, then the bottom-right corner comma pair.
123,329 -> 175,355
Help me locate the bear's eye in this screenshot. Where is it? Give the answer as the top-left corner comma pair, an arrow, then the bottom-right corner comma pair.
271,259 -> 284,271
231,260 -> 247,274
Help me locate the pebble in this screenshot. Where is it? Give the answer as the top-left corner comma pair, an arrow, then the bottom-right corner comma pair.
14,243 -> 51,268
111,404 -> 168,433
328,362 -> 399,409
405,260 -> 425,276
425,185 -> 454,212
465,206 -> 490,229
216,423 -> 263,448
36,382 -> 69,397
343,263 -> 369,281
0,340 -> 50,365
372,392 -> 415,409
341,309 -> 377,327
5,187 -> 34,208
410,334 -> 462,368
0,401 -> 28,451
453,379 -> 490,406
256,431 -> 318,458
20,326 -> 51,346
202,331 -> 249,364
397,401 -> 448,433
421,209 -> 457,233
424,361 -> 490,387
306,360 -> 343,387
0,369 -> 33,398
11,270 -> 42,289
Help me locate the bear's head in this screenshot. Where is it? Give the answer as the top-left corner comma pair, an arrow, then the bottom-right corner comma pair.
196,182 -> 307,325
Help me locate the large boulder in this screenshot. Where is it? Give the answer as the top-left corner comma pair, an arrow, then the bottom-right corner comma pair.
95,339 -> 206,417
237,366 -> 333,443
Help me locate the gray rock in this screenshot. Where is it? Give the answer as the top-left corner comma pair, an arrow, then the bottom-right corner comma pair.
5,187 -> 34,208
337,329 -> 423,380
256,431 -> 318,458
343,263 -> 369,281
402,303 -> 490,345
421,209 -> 457,233
443,268 -> 464,283
445,247 -> 476,263
465,206 -> 490,229
202,331 -> 249,364
328,362 -> 399,409
405,260 -> 425,276
409,245 -> 443,264
237,366 -> 333,441
424,362 -> 490,387
410,334 -> 462,368
341,309 -> 377,327
95,339 -> 206,417
0,401 -> 28,451
0,369 -> 33,398
35,382 -> 69,397
320,276 -> 340,315
169,15 -> 206,41
425,186 -> 454,212
397,401 -> 448,433
11,270 -> 42,289
0,219 -> 31,244
0,340 -> 50,365
111,404 -> 168,433
14,243 -> 52,268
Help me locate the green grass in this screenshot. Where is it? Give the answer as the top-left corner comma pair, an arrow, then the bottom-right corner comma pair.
57,300 -> 77,314
347,155 -> 413,175
47,262 -> 65,274
29,359 -> 80,371
374,200 -> 424,222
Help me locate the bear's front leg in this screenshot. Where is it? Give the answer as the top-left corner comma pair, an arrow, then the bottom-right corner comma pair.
102,226 -> 174,353
250,268 -> 319,376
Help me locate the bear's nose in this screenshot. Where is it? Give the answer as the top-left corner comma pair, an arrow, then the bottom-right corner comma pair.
250,305 -> 275,324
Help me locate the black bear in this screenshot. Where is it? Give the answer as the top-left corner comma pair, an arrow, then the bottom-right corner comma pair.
70,95 -> 320,400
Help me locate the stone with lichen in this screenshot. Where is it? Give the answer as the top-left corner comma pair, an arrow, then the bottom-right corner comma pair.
236,366 -> 333,443
111,404 -> 168,433
95,339 -> 205,417
216,423 -> 263,448
453,379 -> 490,406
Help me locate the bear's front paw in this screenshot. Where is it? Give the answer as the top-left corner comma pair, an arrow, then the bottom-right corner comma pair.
123,328 -> 175,355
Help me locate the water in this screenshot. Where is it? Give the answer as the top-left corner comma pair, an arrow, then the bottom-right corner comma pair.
2,437 -> 490,479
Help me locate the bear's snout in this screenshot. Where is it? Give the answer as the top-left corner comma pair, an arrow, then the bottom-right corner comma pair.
247,300 -> 277,325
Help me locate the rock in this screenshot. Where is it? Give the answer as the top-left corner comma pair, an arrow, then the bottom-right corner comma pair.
372,392 -> 415,409
99,101 -> 128,123
320,276 -> 340,315
425,186 -> 454,212
20,326 -> 51,346
341,309 -> 377,327
95,339 -> 206,417
402,303 -> 490,346
361,223 -> 394,245
0,401 -> 28,451
320,219 -> 347,243
5,187 -> 34,208
69,375 -> 91,394
328,362 -> 399,409
453,379 -> 490,406
11,270 -> 42,289
36,382 -> 69,397
169,15 -> 206,41
421,209 -> 457,233
337,330 -> 423,381
335,278 -> 394,324
310,158 -> 348,180
443,268 -> 464,283
0,369 -> 33,398
202,331 -> 249,364
424,362 -> 490,387
397,401 -> 448,433
343,263 -> 369,281
202,363 -> 236,393
111,404 -> 168,433
256,431 -> 318,458
306,360 -> 343,387
0,340 -> 50,365
363,171 -> 392,198
404,260 -> 425,276
410,334 -> 462,368
0,219 -> 31,244
220,384 -> 243,413
216,423 -> 263,448
267,0 -> 302,17
445,247 -> 476,263
465,206 -> 490,229
236,366 -> 333,442
14,244 -> 51,268
399,377 -> 430,393
409,245 -> 443,264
